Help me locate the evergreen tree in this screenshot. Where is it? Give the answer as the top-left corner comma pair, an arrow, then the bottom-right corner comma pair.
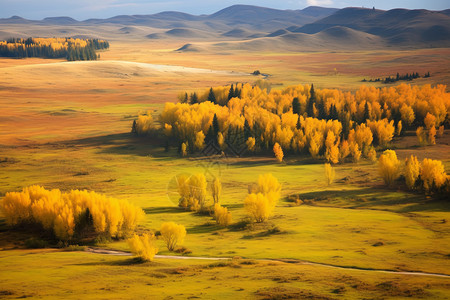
363,101 -> 370,122
208,87 -> 216,104
228,84 -> 234,101
212,114 -> 220,136
244,119 -> 251,139
190,92 -> 198,104
292,97 -> 300,115
205,125 -> 215,145
307,84 -> 316,117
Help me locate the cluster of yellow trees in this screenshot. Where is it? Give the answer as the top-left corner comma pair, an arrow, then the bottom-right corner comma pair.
136,83 -> 448,162
1,186 -> 144,241
175,173 -> 232,226
245,174 -> 282,222
127,221 -> 186,262
174,172 -> 282,225
378,150 -> 449,194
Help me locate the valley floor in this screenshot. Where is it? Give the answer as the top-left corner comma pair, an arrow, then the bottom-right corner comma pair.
1,42 -> 450,299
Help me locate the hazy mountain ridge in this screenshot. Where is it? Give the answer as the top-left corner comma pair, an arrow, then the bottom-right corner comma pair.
0,5 -> 449,50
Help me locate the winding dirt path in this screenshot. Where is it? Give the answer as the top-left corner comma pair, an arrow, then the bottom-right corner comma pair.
85,247 -> 450,278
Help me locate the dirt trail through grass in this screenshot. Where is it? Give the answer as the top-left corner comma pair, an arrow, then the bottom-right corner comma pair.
86,247 -> 450,278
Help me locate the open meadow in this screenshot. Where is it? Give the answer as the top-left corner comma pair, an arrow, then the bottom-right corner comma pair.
1,6 -> 450,299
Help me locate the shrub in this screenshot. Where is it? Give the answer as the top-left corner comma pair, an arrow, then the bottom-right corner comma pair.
127,233 -> 158,262
181,142 -> 188,157
246,137 -> 256,152
416,127 -> 426,146
194,131 -> 205,150
420,158 -> 447,192
211,177 -> 222,205
437,125 -> 444,138
177,173 -> 207,211
256,173 -> 281,207
367,147 -> 377,163
273,142 -> 284,163
0,186 -> 144,241
396,120 -> 402,136
324,163 -> 335,186
339,140 -> 350,162
378,150 -> 400,186
24,237 -> 48,249
349,141 -> 361,162
244,193 -> 271,223
160,222 -> 186,251
214,203 -> 232,226
134,113 -> 153,136
404,155 -> 420,189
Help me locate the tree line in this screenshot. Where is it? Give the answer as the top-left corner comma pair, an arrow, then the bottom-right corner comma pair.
362,72 -> 431,84
134,82 -> 449,163
0,37 -> 109,61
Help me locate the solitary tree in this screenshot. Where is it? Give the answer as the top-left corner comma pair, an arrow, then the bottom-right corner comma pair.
160,222 -> 186,251
378,149 -> 400,186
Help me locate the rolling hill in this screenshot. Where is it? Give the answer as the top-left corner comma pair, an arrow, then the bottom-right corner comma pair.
0,5 -> 449,50
291,7 -> 450,46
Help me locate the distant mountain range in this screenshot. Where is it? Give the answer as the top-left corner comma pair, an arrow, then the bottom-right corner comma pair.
1,5 -> 449,50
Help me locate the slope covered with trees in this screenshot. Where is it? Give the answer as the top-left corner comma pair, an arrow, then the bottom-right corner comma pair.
135,83 -> 449,163
0,37 -> 109,60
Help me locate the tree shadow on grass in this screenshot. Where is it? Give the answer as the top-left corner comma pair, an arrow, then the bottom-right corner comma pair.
187,222 -> 222,234
143,207 -> 187,215
73,257 -> 164,266
294,187 -> 450,213
60,133 -> 176,159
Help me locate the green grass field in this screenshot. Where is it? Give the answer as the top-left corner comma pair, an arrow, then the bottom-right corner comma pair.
1,43 -> 450,298
1,130 -> 449,299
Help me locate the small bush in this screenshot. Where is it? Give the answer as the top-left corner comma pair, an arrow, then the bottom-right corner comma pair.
273,143 -> 284,163
127,233 -> 158,262
324,163 -> 335,186
245,193 -> 272,223
160,222 -> 186,251
24,237 -> 48,249
214,203 -> 232,226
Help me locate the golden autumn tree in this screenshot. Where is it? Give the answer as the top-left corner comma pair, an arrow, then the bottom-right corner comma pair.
214,203 -> 232,226
325,131 -> 339,164
404,155 -> 420,190
273,142 -> 284,163
194,131 -> 205,151
177,173 -> 208,211
244,193 -> 272,223
160,222 -> 186,251
424,113 -> 437,145
420,159 -> 447,192
210,177 -> 222,205
378,150 -> 400,186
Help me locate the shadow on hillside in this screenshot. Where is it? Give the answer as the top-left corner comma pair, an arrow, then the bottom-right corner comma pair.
294,187 -> 450,213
